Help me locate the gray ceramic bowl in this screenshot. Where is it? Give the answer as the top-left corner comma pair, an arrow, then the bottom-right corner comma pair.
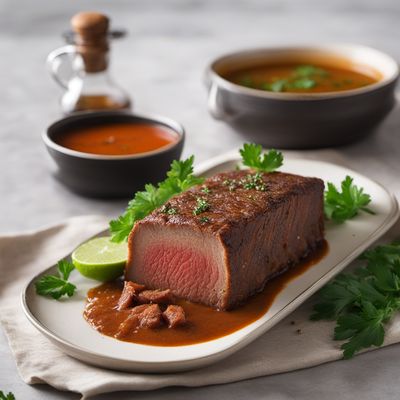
206,44 -> 399,149
43,111 -> 185,198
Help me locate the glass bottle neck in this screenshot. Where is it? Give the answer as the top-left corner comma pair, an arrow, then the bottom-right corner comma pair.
78,69 -> 112,82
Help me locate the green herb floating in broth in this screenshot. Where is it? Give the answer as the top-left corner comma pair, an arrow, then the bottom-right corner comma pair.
228,63 -> 378,93
295,64 -> 329,78
240,76 -> 254,88
290,77 -> 316,90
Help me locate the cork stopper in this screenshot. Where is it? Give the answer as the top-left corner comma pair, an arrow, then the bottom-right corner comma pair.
71,12 -> 110,73
71,12 -> 109,37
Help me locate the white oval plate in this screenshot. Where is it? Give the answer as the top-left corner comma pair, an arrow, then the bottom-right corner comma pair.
22,152 -> 399,372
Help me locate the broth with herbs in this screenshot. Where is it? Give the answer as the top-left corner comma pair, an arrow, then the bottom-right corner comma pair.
226,63 -> 379,93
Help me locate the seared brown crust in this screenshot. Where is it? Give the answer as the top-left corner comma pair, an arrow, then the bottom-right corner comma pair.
140,171 -> 323,234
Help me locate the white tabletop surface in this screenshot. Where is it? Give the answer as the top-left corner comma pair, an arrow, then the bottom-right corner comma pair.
1,0 -> 400,398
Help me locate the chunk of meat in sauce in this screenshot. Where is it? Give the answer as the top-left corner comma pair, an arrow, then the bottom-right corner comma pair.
139,304 -> 163,329
115,304 -> 163,338
137,289 -> 175,305
117,281 -> 146,310
116,304 -> 149,338
163,305 -> 186,328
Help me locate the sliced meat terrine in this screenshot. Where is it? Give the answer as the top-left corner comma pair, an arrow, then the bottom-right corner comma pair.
126,170 -> 324,310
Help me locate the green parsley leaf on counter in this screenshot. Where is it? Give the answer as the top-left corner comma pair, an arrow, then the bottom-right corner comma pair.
35,260 -> 76,300
239,143 -> 283,173
324,175 -> 374,223
311,241 -> 400,359
110,156 -> 204,243
0,391 -> 15,400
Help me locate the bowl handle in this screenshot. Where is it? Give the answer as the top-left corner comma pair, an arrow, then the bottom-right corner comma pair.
207,83 -> 235,120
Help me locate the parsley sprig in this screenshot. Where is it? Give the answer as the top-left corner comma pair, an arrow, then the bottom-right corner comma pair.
0,392 -> 15,400
324,176 -> 374,223
35,260 -> 76,300
311,241 -> 400,358
109,157 -> 204,242
239,143 -> 283,173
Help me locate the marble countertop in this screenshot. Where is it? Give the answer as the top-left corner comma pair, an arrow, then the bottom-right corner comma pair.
1,0 -> 400,398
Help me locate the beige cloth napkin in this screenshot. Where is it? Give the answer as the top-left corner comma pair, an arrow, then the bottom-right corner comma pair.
1,153 -> 400,399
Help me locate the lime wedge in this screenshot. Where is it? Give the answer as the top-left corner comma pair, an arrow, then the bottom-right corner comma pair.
72,237 -> 128,281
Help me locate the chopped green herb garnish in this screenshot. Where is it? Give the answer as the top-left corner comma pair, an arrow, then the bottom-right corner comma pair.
324,176 -> 374,223
109,156 -> 204,242
160,204 -> 178,215
240,143 -> 283,173
223,179 -> 238,191
35,260 -> 76,300
240,172 -> 267,191
193,197 -> 210,215
199,216 -> 210,223
0,392 -> 15,400
201,186 -> 211,194
311,241 -> 400,359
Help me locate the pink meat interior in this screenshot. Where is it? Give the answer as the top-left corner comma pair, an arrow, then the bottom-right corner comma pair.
126,225 -> 228,308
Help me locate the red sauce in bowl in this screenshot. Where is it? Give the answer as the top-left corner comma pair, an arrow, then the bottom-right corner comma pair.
56,123 -> 179,156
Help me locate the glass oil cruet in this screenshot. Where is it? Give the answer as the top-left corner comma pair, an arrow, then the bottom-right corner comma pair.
47,12 -> 131,114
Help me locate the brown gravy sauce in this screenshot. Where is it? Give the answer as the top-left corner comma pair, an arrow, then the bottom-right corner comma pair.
84,241 -> 328,346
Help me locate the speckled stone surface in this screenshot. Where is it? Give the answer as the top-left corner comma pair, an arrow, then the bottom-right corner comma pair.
1,0 -> 400,398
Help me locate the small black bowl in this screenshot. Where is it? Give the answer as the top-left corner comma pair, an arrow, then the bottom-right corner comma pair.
43,111 -> 185,198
